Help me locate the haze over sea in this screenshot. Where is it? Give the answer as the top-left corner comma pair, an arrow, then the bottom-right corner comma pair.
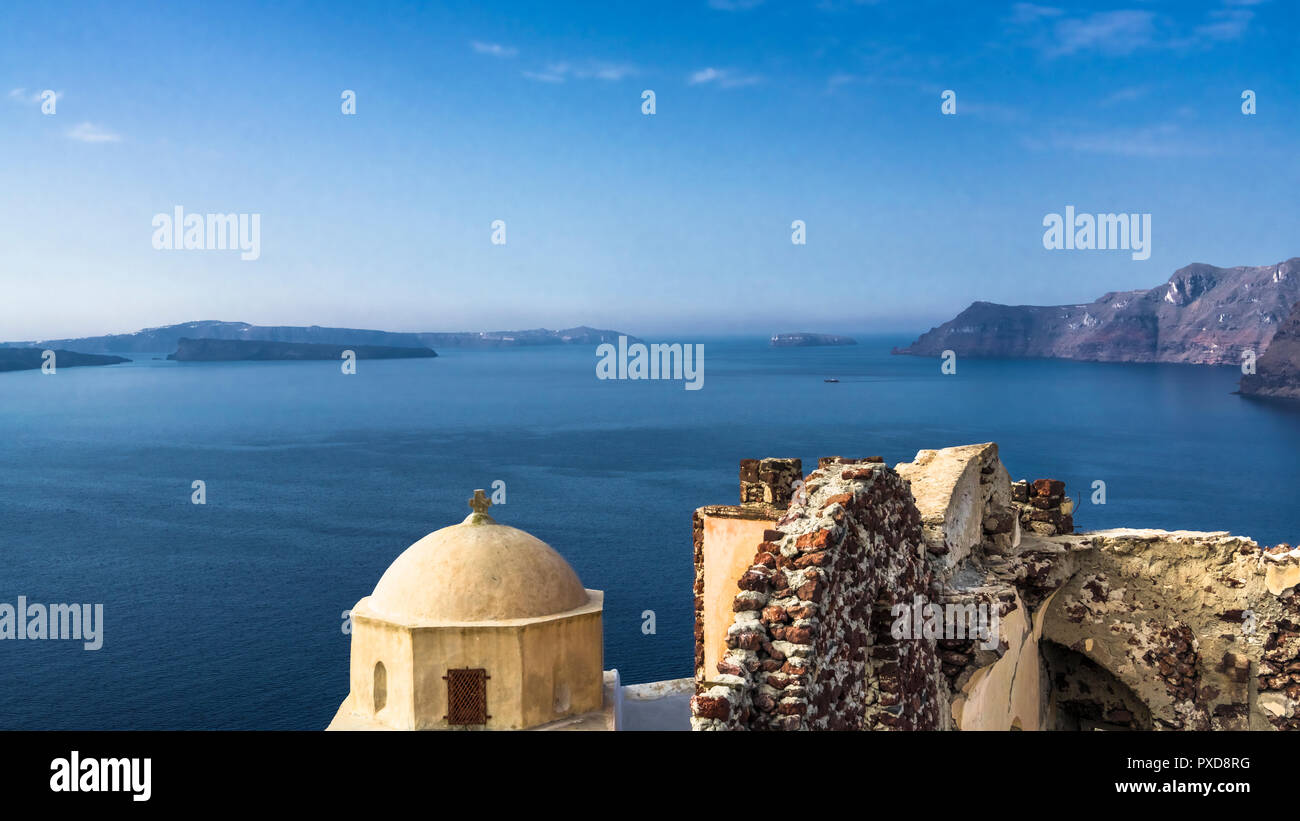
2,336 -> 1297,729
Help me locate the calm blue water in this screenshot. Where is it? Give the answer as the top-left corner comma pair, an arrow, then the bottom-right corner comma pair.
2,336 -> 1298,729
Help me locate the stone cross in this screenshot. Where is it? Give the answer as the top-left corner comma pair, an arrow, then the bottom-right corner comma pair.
468,489 -> 492,516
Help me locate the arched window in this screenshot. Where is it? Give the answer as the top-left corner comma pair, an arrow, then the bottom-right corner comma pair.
373,661 -> 387,713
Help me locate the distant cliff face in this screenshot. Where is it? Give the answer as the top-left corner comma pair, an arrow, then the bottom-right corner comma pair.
166,338 -> 437,362
895,259 -> 1300,365
1240,300 -> 1300,400
770,333 -> 857,347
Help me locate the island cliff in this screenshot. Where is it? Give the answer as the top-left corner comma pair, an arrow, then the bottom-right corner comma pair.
167,338 -> 437,362
1240,300 -> 1300,400
895,258 -> 1300,365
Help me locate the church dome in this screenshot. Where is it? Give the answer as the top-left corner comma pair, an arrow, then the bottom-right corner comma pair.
366,498 -> 589,623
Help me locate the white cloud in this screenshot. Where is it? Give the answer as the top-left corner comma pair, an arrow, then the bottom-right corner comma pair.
955,99 -> 1027,124
1050,10 -> 1158,56
8,88 -> 61,106
1025,123 -> 1210,158
688,67 -> 761,88
1010,3 -> 1261,57
815,0 -> 884,9
827,72 -> 863,88
590,63 -> 636,81
523,65 -> 567,83
1194,8 -> 1255,42
1099,85 -> 1150,106
1006,3 -> 1063,25
471,41 -> 518,58
522,61 -> 636,83
65,122 -> 121,143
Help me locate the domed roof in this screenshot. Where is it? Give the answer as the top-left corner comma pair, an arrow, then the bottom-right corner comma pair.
366,493 -> 589,623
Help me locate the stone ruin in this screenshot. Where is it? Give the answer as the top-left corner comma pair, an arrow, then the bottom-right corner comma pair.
690,444 -> 1300,731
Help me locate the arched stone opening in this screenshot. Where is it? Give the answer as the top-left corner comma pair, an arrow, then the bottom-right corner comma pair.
1041,640 -> 1152,730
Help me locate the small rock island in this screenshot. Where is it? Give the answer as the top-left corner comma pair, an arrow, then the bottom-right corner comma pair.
770,332 -> 857,347
166,338 -> 438,362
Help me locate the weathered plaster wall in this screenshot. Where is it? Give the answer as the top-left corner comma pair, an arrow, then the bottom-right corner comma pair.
951,591 -> 1050,731
693,458 -> 798,686
332,593 -> 603,731
700,513 -> 780,684
1041,530 -> 1300,730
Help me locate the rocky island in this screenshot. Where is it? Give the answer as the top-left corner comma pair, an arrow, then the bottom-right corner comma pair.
420,326 -> 639,348
1240,300 -> 1300,400
770,332 -> 857,347
2,321 -> 638,354
166,338 -> 438,362
895,258 -> 1300,365
0,349 -> 130,373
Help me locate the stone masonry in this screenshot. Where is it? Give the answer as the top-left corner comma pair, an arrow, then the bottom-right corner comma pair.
692,457 -> 942,730
691,443 -> 1300,731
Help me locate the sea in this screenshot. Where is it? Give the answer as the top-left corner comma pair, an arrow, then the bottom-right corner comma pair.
1,336 -> 1298,729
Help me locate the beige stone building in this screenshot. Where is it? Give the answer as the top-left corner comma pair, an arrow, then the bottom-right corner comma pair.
329,491 -> 619,730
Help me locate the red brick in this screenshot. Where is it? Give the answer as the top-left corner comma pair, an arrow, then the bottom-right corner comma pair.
795,530 -> 832,549
692,695 -> 731,720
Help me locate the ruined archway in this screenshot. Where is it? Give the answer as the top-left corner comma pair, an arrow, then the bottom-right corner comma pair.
1040,639 -> 1153,730
691,444 -> 1300,731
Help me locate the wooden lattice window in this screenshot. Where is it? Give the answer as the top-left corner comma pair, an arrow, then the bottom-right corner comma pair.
443,668 -> 490,725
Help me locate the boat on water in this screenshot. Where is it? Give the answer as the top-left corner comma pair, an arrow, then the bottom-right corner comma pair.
824,378 -> 839,383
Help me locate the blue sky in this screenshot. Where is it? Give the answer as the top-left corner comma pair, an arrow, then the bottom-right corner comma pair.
2,0 -> 1296,340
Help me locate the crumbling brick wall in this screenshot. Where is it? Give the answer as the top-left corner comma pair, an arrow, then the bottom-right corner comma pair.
739,458 -> 802,506
1260,610 -> 1300,730
691,457 -> 942,730
1256,544 -> 1300,730
1011,479 -> 1074,536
